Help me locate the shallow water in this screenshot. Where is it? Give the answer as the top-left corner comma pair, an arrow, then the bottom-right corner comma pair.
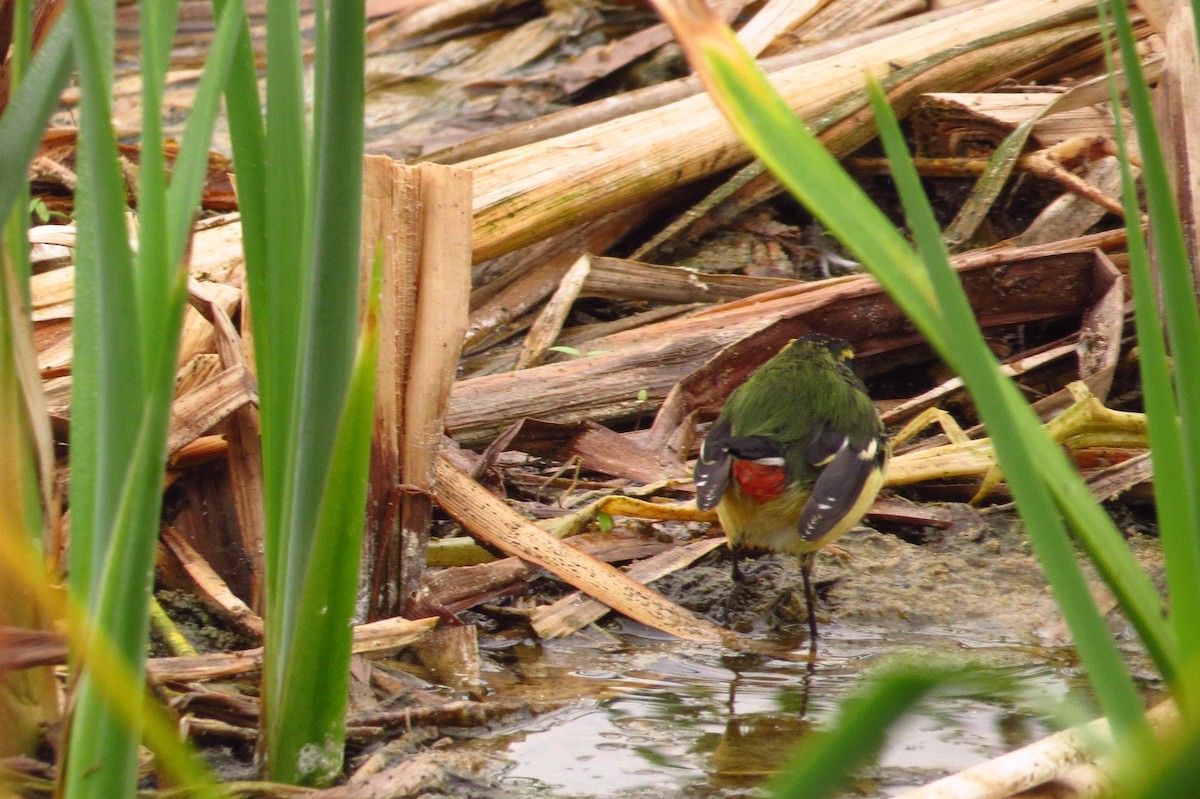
476,621 -> 1083,798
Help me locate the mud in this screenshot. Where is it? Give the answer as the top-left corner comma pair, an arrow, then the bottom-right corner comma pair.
657,503 -> 1164,655
431,503 -> 1166,799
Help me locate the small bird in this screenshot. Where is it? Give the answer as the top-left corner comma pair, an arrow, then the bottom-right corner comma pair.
694,334 -> 888,645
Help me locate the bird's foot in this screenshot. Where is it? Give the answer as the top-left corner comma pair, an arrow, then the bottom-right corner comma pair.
823,543 -> 852,564
723,558 -> 795,630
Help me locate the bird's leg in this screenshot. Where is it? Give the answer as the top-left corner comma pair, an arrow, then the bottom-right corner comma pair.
800,553 -> 819,651
724,544 -> 745,625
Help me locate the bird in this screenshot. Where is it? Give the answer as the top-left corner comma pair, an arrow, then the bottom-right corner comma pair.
693,334 -> 888,646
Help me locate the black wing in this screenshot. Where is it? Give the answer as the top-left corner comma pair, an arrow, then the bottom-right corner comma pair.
806,423 -> 850,467
797,434 -> 882,543
695,417 -> 785,510
694,418 -> 733,510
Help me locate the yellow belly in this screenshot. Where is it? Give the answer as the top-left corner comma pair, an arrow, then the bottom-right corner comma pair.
716,484 -> 810,555
716,468 -> 883,556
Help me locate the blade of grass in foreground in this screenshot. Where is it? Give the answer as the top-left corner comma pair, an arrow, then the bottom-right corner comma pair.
65,0 -> 158,785
865,73 -> 1156,739
0,529 -> 221,797
4,0 -> 34,301
1101,0 -> 1200,701
266,254 -> 380,784
62,0 -> 246,794
246,0 -> 373,784
0,15 -> 72,222
769,664 -> 1000,799
645,0 -> 1156,745
0,12 -> 71,541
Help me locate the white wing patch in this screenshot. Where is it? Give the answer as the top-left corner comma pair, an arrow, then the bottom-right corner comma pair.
797,435 -> 880,544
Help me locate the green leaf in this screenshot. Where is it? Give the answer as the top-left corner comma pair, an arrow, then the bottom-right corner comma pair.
649,0 -> 1155,748
29,197 -> 49,223
254,1 -> 370,783
770,663 -> 1006,799
0,16 -> 72,243
61,0 -> 247,795
266,249 -> 380,786
1101,0 -> 1200,700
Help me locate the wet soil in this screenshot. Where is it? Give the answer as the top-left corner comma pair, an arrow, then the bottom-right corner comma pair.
347,504 -> 1165,799
660,503 -> 1163,656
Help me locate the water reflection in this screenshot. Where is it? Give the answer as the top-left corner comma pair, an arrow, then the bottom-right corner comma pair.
493,626 -> 1069,798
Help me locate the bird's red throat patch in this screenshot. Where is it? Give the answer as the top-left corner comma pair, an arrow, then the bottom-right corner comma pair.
731,460 -> 788,503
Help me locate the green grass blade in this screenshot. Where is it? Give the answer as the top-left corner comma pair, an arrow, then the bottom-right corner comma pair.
267,255 -> 380,785
769,664 -> 1008,799
67,0 -> 143,607
285,0 -> 365,554
260,1 -> 368,782
64,0 -> 151,791
132,0 -> 180,387
0,17 -> 72,225
63,0 -> 248,794
261,0 -> 309,671
283,0 -> 365,600
1103,0 -> 1200,688
866,76 -> 1155,741
1,211 -> 56,757
4,0 -> 34,303
647,0 -> 1155,744
1125,725 -> 1200,799
210,0 -> 266,316
206,0 -> 271,609
164,0 -> 246,256
1,495 -> 223,796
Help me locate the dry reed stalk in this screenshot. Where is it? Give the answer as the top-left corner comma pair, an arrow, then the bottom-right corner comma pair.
913,91 -> 1132,151
432,450 -> 733,644
448,248 -> 1116,447
1156,4 -> 1200,298
400,164 -> 472,612
423,1 -> 964,167
464,0 -> 1100,262
643,15 -> 1115,263
1018,157 -> 1126,246
187,274 -> 267,609
359,157 -> 472,619
892,699 -> 1179,799
145,617 -> 439,682
515,254 -> 591,370
781,0 -> 922,47
413,625 -> 482,696
174,353 -> 222,395
734,0 -> 826,55
530,537 -> 726,638
464,206 -> 648,355
165,364 -> 257,456
501,418 -> 682,484
529,0 -> 749,100
160,525 -> 264,640
582,256 -> 794,303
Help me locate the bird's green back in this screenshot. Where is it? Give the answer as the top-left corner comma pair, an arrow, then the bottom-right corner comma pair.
719,338 -> 880,482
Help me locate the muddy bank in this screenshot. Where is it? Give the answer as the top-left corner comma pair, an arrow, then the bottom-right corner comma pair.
657,503 -> 1164,654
